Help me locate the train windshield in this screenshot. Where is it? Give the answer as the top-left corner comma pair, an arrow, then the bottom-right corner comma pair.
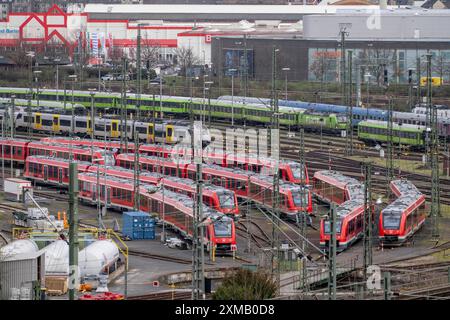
292,190 -> 309,208
324,218 -> 342,234
213,217 -> 232,238
99,151 -> 115,166
382,212 -> 401,230
218,192 -> 235,209
290,163 -> 304,180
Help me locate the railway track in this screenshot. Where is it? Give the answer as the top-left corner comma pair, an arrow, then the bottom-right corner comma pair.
127,290 -> 192,300
128,249 -> 215,266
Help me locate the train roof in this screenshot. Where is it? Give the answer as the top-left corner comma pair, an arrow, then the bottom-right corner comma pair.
250,173 -> 307,192
335,199 -> 365,219
382,180 -> 424,217
314,170 -> 361,190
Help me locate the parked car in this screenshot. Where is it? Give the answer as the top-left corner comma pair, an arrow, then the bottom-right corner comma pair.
101,74 -> 116,81
149,77 -> 166,85
116,74 -> 130,81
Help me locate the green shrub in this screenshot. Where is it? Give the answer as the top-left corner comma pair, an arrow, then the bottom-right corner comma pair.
212,269 -> 277,300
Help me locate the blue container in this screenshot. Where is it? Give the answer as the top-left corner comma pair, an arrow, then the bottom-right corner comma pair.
143,227 -> 155,240
122,211 -> 155,240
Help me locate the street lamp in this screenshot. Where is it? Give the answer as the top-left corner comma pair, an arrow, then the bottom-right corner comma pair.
282,67 -> 290,100
33,70 -> 42,108
203,79 -> 213,123
228,68 -> 237,127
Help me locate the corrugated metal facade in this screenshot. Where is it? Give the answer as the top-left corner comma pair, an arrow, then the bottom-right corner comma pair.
0,253 -> 45,300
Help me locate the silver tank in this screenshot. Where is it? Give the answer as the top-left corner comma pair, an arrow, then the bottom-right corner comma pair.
78,239 -> 119,277
0,239 -> 38,261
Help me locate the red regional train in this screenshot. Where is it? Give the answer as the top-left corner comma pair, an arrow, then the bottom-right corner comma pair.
41,137 -> 309,185
379,179 -> 426,246
0,139 -> 115,165
88,165 -> 239,216
23,155 -> 239,216
316,170 -> 367,252
313,170 -> 364,205
24,156 -> 91,185
77,172 -> 237,253
115,153 -> 312,216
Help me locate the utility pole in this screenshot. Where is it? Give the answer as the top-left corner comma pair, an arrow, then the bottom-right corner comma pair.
136,25 -> 142,121
340,28 -> 348,106
425,53 -> 432,169
68,162 -> 79,301
192,121 -> 205,300
328,203 -> 337,300
386,97 -> 394,193
299,126 -> 308,293
430,89 -> 441,239
243,33 -> 248,104
416,57 -> 421,107
121,58 -> 128,153
345,49 -> 353,156
270,46 -> 281,293
363,162 -> 373,281
133,129 -> 140,210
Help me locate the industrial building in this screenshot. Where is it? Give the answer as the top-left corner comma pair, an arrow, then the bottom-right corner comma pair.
211,9 -> 450,83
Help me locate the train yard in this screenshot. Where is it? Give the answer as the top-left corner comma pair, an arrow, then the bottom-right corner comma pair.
1,87 -> 449,302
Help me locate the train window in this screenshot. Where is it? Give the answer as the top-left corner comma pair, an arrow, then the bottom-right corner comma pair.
348,220 -> 355,234
42,119 -> 53,126
136,126 -> 147,134
167,127 -> 173,137
36,115 -> 41,123
60,119 -> 71,127
76,121 -> 87,128
112,122 -> 118,131
53,117 -> 58,125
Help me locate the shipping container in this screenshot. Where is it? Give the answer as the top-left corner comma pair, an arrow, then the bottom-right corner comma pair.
122,211 -> 155,240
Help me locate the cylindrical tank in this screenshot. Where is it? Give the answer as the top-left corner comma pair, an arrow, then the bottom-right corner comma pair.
43,240 -> 69,275
0,239 -> 38,261
78,240 -> 119,277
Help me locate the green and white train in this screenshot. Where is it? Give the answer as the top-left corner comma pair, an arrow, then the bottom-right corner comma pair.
357,120 -> 426,149
0,87 -> 347,133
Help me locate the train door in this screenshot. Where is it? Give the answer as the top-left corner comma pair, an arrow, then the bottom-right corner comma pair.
34,113 -> 42,130
148,123 -> 154,143
52,115 -> 60,133
87,118 -> 92,136
43,165 -> 48,181
111,120 -> 119,138
92,184 -> 97,201
58,168 -> 63,184
106,188 -> 111,205
165,125 -> 174,144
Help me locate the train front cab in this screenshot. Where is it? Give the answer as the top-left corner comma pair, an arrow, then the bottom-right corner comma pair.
206,215 -> 237,255
379,201 -> 426,246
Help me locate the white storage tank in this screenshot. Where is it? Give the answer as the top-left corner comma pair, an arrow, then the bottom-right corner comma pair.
78,240 -> 119,277
43,240 -> 69,275
0,239 -> 38,261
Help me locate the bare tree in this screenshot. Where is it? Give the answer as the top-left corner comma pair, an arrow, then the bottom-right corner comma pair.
141,44 -> 160,70
309,50 -> 338,84
173,47 -> 201,77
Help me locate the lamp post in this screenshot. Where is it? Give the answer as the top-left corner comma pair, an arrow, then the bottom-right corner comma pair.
52,58 -> 61,101
68,75 -> 77,138
282,67 -> 290,100
203,80 -> 213,123
228,68 -> 237,128
33,70 -> 42,108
